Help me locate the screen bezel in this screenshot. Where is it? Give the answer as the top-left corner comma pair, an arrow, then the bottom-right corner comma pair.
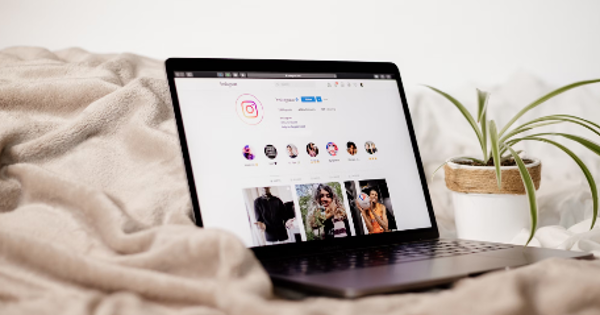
165,58 -> 439,260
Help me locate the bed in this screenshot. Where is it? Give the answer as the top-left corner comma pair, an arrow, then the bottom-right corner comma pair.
1,46 -> 600,314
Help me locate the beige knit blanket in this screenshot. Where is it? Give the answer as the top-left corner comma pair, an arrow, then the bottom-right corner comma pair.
2,47 -> 600,315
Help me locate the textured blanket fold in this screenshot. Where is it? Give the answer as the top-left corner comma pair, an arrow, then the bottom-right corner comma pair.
1,47 -> 600,315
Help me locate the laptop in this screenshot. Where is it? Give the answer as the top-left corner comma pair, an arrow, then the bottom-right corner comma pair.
165,58 -> 593,298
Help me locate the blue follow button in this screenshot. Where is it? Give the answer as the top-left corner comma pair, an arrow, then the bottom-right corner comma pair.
301,96 -> 323,102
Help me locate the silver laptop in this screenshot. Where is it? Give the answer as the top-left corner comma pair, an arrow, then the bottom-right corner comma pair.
165,58 -> 592,298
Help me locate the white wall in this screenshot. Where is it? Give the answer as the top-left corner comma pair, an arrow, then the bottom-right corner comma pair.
1,0 -> 600,89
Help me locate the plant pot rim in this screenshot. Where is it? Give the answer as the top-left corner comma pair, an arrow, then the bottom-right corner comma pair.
444,157 -> 542,195
447,157 -> 541,171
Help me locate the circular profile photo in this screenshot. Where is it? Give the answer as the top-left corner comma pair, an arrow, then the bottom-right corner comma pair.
346,141 -> 358,156
326,142 -> 339,156
264,144 -> 278,159
365,141 -> 378,154
286,144 -> 299,158
306,142 -> 319,157
242,145 -> 255,160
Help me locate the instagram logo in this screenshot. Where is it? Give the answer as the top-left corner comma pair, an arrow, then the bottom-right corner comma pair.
241,100 -> 258,118
236,94 -> 264,125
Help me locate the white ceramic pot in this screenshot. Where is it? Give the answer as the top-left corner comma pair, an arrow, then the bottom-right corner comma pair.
444,158 -> 542,243
452,192 -> 530,242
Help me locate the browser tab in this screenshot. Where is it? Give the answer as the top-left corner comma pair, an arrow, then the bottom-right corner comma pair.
247,73 -> 337,79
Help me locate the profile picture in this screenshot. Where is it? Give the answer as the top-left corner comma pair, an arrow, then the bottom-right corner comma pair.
326,142 -> 338,156
243,145 -> 255,160
344,179 -> 397,236
295,182 -> 354,241
346,141 -> 357,156
365,141 -> 378,154
242,186 -> 301,246
306,142 -> 319,157
286,144 -> 299,158
264,144 -> 278,159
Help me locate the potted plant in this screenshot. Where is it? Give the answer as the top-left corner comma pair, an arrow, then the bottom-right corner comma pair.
426,79 -> 600,245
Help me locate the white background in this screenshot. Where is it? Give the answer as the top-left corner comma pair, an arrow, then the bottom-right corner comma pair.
1,0 -> 600,89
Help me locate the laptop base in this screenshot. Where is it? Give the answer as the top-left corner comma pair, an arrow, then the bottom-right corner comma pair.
265,239 -> 594,298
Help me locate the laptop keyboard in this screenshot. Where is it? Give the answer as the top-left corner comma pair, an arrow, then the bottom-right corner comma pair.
262,239 -> 513,276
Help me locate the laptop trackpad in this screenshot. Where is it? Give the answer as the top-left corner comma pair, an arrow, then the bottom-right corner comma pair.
292,254 -> 525,296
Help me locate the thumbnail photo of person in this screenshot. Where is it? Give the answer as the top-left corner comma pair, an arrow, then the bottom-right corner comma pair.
344,179 -> 397,235
326,142 -> 338,156
365,141 -> 378,154
347,141 -> 358,156
295,182 -> 353,241
287,144 -> 298,158
306,142 -> 319,157
264,144 -> 278,159
243,145 -> 255,160
242,186 -> 301,246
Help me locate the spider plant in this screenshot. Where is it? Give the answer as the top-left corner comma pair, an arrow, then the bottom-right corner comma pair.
426,79 -> 600,245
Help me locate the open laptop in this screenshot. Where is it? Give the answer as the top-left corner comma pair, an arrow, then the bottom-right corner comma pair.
165,58 -> 592,298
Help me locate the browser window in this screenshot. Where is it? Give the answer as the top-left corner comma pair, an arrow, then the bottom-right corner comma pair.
174,73 -> 432,247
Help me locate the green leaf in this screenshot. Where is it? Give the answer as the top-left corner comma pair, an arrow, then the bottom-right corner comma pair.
524,132 -> 600,156
424,85 -> 486,159
431,162 -> 449,182
504,145 -> 538,246
481,118 -> 488,162
554,115 -> 600,137
499,79 -> 600,137
489,120 -> 502,188
555,114 -> 600,128
478,89 -> 489,161
501,115 -> 600,143
511,136 -> 598,230
500,121 -> 564,144
476,89 -> 490,123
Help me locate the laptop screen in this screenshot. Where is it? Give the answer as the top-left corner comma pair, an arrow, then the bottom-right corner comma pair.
173,70 -> 432,248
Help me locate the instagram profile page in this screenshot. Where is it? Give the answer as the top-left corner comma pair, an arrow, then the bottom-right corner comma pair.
174,78 -> 432,247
